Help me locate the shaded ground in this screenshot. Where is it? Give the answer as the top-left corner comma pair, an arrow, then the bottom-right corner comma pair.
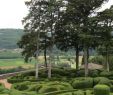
80,63 -> 103,70
0,79 -> 12,89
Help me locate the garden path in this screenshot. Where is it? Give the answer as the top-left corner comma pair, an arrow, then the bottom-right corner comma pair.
0,79 -> 12,89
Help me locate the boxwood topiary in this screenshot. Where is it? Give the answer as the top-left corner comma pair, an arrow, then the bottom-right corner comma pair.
29,85 -> 42,92
93,77 -> 111,86
39,81 -> 73,93
71,77 -> 93,89
13,82 -> 29,91
94,84 -> 110,95
89,70 -> 99,77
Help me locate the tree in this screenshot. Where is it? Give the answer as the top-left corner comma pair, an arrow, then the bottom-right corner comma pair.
55,0 -> 108,76
97,6 -> 113,71
18,0 -> 63,78
18,0 -> 50,79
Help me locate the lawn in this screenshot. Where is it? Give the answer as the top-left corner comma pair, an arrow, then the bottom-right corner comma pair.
0,58 -> 35,69
0,55 -> 83,69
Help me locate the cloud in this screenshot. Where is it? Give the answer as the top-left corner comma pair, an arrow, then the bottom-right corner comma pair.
0,0 -> 28,29
0,0 -> 112,29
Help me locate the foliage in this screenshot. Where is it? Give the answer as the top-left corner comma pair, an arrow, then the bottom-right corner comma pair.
0,83 -> 10,94
75,69 -> 100,77
89,56 -> 105,65
39,81 -> 73,93
71,77 -> 93,89
0,66 -> 25,74
28,85 -> 42,92
13,81 -> 30,91
94,84 -> 110,95
89,56 -> 113,71
100,71 -> 113,78
93,77 -> 111,86
0,50 -> 22,59
0,29 -> 23,49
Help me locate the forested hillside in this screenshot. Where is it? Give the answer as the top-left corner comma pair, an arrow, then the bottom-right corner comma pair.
0,29 -> 23,49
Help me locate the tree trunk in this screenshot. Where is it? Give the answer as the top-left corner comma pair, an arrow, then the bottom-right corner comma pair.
44,35 -> 48,71
48,61 -> 52,78
82,55 -> 84,65
84,46 -> 88,77
76,46 -> 79,70
44,48 -> 47,68
106,46 -> 109,72
35,62 -> 39,79
48,47 -> 52,78
87,48 -> 89,62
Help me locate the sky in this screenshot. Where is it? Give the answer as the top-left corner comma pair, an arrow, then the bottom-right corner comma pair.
0,0 -> 112,29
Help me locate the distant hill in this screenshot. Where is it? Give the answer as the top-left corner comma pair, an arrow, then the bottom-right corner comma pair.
0,29 -> 24,49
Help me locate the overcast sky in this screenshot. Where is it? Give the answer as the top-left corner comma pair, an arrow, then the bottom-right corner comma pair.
0,0 -> 112,29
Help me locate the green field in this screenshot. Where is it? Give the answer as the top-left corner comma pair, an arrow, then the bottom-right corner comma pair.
0,58 -> 35,69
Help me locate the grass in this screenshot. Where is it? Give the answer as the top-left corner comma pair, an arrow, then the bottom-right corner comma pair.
0,58 -> 35,69
0,55 -> 83,69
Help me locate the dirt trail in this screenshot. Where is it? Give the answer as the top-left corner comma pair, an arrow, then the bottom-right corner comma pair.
0,79 -> 12,89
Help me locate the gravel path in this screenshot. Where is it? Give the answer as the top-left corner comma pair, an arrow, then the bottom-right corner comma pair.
0,79 -> 12,89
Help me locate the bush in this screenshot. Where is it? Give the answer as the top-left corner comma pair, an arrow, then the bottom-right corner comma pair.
76,69 -> 100,77
89,70 -> 99,77
75,69 -> 85,77
0,86 -> 5,94
29,85 -> 42,92
71,77 -> 93,89
39,81 -> 73,93
94,77 -> 111,86
52,68 -> 68,77
110,85 -> 113,92
100,71 -> 113,78
89,56 -> 113,70
0,84 -> 10,94
57,63 -> 71,68
39,86 -> 59,93
13,82 -> 29,91
89,56 -> 105,65
0,67 -> 25,74
94,84 -> 110,95
21,70 -> 35,76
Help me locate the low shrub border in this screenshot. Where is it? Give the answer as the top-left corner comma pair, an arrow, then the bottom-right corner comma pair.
44,88 -> 93,95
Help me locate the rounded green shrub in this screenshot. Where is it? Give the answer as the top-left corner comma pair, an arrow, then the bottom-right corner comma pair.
110,85 -> 113,92
71,77 -> 93,89
100,71 -> 111,77
76,69 -> 85,77
13,82 -> 29,91
94,84 -> 110,95
89,70 -> 99,77
94,77 -> 111,86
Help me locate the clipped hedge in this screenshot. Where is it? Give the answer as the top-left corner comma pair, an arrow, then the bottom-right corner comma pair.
71,77 -> 93,89
94,84 -> 110,95
29,85 -> 42,92
13,81 -> 31,91
39,81 -> 73,93
0,83 -> 10,94
76,69 -> 100,77
93,77 -> 111,86
100,71 -> 113,78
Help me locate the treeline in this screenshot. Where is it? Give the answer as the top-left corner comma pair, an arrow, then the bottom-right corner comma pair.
0,50 -> 23,59
18,0 -> 113,78
0,29 -> 24,49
